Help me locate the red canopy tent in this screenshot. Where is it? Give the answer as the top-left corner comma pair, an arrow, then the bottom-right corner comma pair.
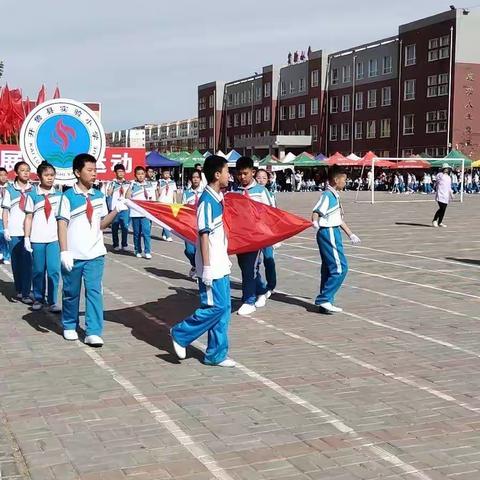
327,151 -> 361,166
391,160 -> 431,169
359,151 -> 395,168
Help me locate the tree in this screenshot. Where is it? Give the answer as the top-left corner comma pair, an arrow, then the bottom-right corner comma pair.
0,60 -> 3,80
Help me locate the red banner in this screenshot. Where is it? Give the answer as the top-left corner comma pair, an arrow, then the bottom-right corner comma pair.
0,145 -> 145,180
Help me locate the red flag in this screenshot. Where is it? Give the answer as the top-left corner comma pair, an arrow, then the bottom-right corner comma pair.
128,194 -> 312,255
36,85 -> 46,106
0,85 -> 13,140
53,86 -> 60,99
23,96 -> 32,117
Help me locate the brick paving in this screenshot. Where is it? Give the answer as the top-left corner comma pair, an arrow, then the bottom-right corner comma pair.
1,192 -> 480,479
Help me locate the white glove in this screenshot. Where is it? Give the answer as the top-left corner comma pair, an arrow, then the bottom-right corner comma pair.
3,229 -> 11,242
202,265 -> 213,286
350,233 -> 361,245
61,251 -> 74,272
24,237 -> 33,253
312,220 -> 320,231
115,198 -> 128,212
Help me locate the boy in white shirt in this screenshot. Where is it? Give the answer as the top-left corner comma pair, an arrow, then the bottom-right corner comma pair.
57,153 -> 128,346
157,169 -> 177,242
0,167 -> 11,264
107,164 -> 130,251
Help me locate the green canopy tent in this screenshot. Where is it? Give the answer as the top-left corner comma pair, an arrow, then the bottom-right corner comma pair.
293,152 -> 322,168
259,154 -> 279,166
428,149 -> 472,168
182,150 -> 205,168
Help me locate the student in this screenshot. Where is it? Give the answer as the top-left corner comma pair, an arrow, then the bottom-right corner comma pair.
194,163 -> 208,189
182,170 -> 203,277
157,168 -> 177,241
171,155 -> 235,367
0,167 -> 11,265
312,166 -> 361,314
126,166 -> 152,259
254,169 -> 277,296
146,167 -> 157,183
2,161 -> 33,303
233,157 -> 273,316
107,164 -> 130,251
24,162 -> 62,312
432,163 -> 453,228
57,153 -> 127,346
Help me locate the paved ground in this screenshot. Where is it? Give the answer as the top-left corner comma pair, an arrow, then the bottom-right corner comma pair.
1,191 -> 480,480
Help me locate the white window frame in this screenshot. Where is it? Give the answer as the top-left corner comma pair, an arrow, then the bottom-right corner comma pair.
233,114 -> 239,127
356,61 -> 364,80
355,91 -> 363,110
263,106 -> 270,122
331,67 -> 339,85
381,86 -> 392,106
368,58 -> 379,77
403,114 -> 414,135
383,56 -> 392,75
341,123 -> 350,141
298,103 -> 306,118
289,80 -> 295,94
405,44 -> 416,66
255,109 -> 261,124
380,118 -> 391,138
367,89 -> 377,109
342,64 -> 352,83
280,105 -> 287,121
366,120 -> 376,139
299,77 -> 306,92
311,69 -> 319,87
330,96 -> 338,114
264,82 -> 271,98
311,97 -> 319,115
404,79 -> 416,101
341,94 -> 350,112
355,121 -> 363,139
280,81 -> 286,97
288,104 -> 296,120
329,124 -> 338,141
310,124 -> 318,141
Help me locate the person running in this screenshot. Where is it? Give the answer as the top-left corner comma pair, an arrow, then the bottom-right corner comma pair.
432,163 -> 453,228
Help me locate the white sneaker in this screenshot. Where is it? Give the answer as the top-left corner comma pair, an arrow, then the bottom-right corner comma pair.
318,302 -> 342,313
121,246 -> 130,251
49,304 -> 62,313
432,220 -> 439,228
15,293 -> 22,301
22,297 -> 33,305
215,358 -> 236,368
144,253 -> 152,259
266,290 -> 273,299
136,253 -> 142,258
170,329 -> 186,359
63,330 -> 79,341
84,335 -> 104,347
113,246 -> 121,251
439,223 -> 447,228
4,260 -> 10,265
188,267 -> 197,279
32,301 -> 43,311
255,294 -> 267,308
161,235 -> 167,241
166,237 -> 173,242
237,303 -> 256,316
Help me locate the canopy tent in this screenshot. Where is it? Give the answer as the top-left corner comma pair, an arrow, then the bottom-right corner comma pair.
203,150 -> 212,158
181,150 -> 205,169
259,154 -> 280,166
428,149 -> 472,168
393,160 -> 432,169
165,152 -> 180,159
226,150 -> 241,161
472,159 -> 480,168
251,154 -> 260,162
216,150 -> 227,158
359,151 -> 395,168
281,152 -> 297,164
346,153 -> 361,161
325,151 -> 360,167
293,152 -> 320,167
145,151 -> 181,168
315,153 -> 327,161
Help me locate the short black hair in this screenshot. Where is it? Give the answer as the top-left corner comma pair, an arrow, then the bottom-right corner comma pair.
236,156 -> 254,171
203,155 -> 227,183
162,168 -> 170,173
72,153 -> 96,173
37,161 -> 56,177
194,163 -> 202,169
14,161 -> 30,174
191,170 -> 201,180
328,165 -> 347,182
146,166 -> 154,171
0,167 -> 8,174
114,163 -> 125,173
134,166 -> 146,174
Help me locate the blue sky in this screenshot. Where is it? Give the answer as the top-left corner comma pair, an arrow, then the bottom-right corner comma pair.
1,0 -> 465,130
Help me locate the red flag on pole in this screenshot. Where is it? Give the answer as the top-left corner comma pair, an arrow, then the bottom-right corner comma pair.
53,86 -> 61,99
127,194 -> 312,255
36,84 -> 46,106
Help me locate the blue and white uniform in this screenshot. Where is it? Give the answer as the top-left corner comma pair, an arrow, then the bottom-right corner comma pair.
128,181 -> 152,255
2,182 -> 32,298
232,181 -> 273,305
57,184 -> 109,337
0,183 -> 11,262
158,178 -> 177,239
172,186 -> 232,365
107,180 -> 130,249
312,185 -> 348,306
25,186 -> 62,306
181,186 -> 203,268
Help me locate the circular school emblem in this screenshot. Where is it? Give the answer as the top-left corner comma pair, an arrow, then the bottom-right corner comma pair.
19,99 -> 105,183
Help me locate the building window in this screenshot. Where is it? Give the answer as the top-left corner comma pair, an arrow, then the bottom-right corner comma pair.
255,86 -> 262,101
381,86 -> 392,106
280,105 -> 287,121
209,94 -> 214,108
368,58 -> 379,77
341,123 -> 350,141
240,112 -> 246,126
311,69 -> 319,87
234,113 -> 239,127
226,115 -> 231,128
341,94 -> 351,112
440,34 -> 450,47
330,96 -> 338,113
247,110 -> 252,125
426,110 -> 447,133
438,73 -> 449,95
311,97 -> 319,115
280,81 -> 287,97
366,120 -> 376,139
227,93 -> 233,107
247,89 -> 252,103
367,89 -> 377,108
298,103 -> 306,118
263,106 -> 270,122
355,121 -> 363,139
209,136 -> 214,149
427,73 -> 448,97
310,124 -> 318,141
429,35 -> 450,62
342,64 -> 352,83
356,61 -> 364,80
428,49 -> 439,62
255,109 -> 261,124
403,114 -> 414,135
383,56 -> 393,75
380,118 -> 391,138
355,91 -> 363,110
299,77 -> 306,92
264,82 -> 271,98
288,105 -> 296,119
331,67 -> 339,85
199,117 -> 206,130
404,79 -> 416,101
199,97 -> 207,110
329,124 -> 338,141
405,44 -> 416,66
289,80 -> 295,94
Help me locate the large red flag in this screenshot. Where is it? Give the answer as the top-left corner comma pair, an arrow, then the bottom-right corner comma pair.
128,194 -> 312,255
0,85 -> 13,140
36,84 -> 46,106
